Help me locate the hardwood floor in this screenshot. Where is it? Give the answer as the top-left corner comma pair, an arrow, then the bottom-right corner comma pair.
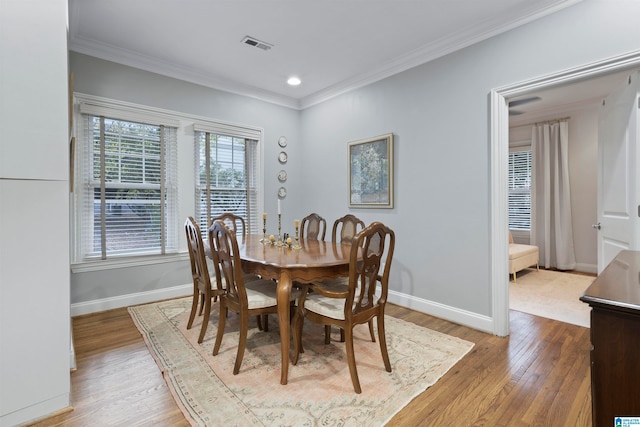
29,303 -> 592,426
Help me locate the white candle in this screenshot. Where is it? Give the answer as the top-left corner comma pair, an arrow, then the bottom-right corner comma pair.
278,199 -> 281,215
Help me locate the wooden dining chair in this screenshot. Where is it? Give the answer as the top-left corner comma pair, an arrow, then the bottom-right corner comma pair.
209,220 -> 299,375
300,213 -> 327,240
319,214 -> 367,343
210,213 -> 260,280
209,212 -> 249,241
292,221 -> 395,393
185,216 -> 224,343
211,212 -> 268,328
332,214 -> 365,243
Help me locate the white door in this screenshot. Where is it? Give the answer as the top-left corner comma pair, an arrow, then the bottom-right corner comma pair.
597,71 -> 640,273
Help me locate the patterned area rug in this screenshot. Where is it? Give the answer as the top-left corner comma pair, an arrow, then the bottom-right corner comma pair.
509,269 -> 595,328
129,297 -> 474,426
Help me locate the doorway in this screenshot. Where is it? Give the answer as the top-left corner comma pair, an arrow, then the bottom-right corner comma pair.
490,51 -> 640,337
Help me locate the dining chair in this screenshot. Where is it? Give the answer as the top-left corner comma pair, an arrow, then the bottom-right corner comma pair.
292,221 -> 395,393
211,212 -> 268,329
209,212 -> 249,241
319,214 -> 367,343
210,213 -> 260,279
185,216 -> 224,343
331,214 -> 366,243
209,220 -> 299,375
300,213 -> 327,240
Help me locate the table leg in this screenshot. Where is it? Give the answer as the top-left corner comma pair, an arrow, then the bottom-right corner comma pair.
277,270 -> 292,385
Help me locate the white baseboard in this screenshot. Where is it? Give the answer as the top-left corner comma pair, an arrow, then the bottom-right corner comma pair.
1,394 -> 70,427
70,284 -> 192,317
387,289 -> 494,334
574,262 -> 597,274
70,284 -> 495,335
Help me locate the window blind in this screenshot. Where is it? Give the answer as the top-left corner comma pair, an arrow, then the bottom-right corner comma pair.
508,147 -> 532,230
75,114 -> 178,261
195,129 -> 260,238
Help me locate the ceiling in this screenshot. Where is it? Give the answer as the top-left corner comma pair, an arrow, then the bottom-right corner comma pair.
68,0 -> 585,110
507,68 -> 639,125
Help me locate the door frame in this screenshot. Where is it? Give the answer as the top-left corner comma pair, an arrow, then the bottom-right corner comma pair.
490,50 -> 640,337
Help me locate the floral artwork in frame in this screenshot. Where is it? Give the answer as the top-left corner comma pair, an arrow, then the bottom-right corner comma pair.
348,133 -> 394,208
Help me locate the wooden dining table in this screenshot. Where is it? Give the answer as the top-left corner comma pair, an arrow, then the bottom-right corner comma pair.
238,235 -> 353,385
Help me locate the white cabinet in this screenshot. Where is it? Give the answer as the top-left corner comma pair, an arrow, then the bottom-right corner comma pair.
0,0 -> 69,181
0,180 -> 70,424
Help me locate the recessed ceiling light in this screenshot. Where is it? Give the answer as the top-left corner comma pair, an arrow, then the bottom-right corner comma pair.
287,77 -> 301,86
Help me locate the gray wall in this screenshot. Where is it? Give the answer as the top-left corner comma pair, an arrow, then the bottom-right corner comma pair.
299,0 -> 640,317
69,54 -> 302,309
70,0 -> 640,327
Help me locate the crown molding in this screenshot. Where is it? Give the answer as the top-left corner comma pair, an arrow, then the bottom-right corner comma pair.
69,37 -> 302,110
298,0 -> 583,109
69,0 -> 581,111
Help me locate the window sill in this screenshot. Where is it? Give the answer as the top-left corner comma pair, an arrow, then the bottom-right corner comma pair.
71,252 -> 189,273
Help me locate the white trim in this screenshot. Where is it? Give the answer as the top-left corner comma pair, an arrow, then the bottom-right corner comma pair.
490,89 -> 511,337
75,93 -> 266,138
191,121 -> 261,140
69,1 -> 581,111
71,282 -> 494,332
575,262 -> 598,275
300,0 -> 583,109
387,289 -> 494,335
0,394 -> 70,427
77,93 -> 181,127
71,252 -> 189,273
70,283 -> 192,316
69,39 -> 301,110
491,49 -> 640,337
509,140 -> 531,150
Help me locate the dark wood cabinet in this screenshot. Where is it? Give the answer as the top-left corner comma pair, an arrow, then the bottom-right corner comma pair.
580,250 -> 640,427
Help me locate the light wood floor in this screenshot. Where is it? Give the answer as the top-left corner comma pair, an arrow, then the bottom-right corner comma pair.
29,303 -> 592,426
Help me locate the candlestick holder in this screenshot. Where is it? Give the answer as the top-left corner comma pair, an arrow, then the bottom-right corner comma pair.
260,216 -> 267,243
276,213 -> 283,246
292,225 -> 301,249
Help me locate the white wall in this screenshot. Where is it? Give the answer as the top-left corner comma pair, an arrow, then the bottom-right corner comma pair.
510,105 -> 599,273
0,0 -> 70,425
68,0 -> 640,333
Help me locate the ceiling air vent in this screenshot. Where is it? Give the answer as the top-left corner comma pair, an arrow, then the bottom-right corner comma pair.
241,36 -> 273,51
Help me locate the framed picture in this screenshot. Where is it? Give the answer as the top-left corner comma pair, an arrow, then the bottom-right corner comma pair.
348,133 -> 394,208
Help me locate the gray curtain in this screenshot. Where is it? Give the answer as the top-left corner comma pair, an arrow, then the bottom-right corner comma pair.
531,119 -> 576,270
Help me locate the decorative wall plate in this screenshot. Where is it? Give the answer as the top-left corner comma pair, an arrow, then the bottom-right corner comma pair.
278,170 -> 287,182
278,151 -> 288,163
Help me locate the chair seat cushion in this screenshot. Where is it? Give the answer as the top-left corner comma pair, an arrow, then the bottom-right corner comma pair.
508,243 -> 538,259
304,293 -> 347,320
304,292 -> 378,321
214,273 -> 261,291
245,279 -> 299,309
312,277 -> 349,292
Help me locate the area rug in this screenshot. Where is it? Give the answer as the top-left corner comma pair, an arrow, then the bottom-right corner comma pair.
129,297 -> 474,426
509,269 -> 595,328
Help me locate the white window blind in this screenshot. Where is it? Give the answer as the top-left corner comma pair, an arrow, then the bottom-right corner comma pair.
195,128 -> 260,238
508,147 -> 532,230
75,113 -> 178,261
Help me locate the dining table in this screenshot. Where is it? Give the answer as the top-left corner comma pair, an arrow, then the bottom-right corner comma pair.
238,235 -> 353,385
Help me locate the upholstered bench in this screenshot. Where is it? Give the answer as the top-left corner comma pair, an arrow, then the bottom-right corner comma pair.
509,232 -> 539,282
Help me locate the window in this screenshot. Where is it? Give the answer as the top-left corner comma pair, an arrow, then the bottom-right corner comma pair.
195,127 -> 259,237
74,99 -> 178,262
508,147 -> 532,230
